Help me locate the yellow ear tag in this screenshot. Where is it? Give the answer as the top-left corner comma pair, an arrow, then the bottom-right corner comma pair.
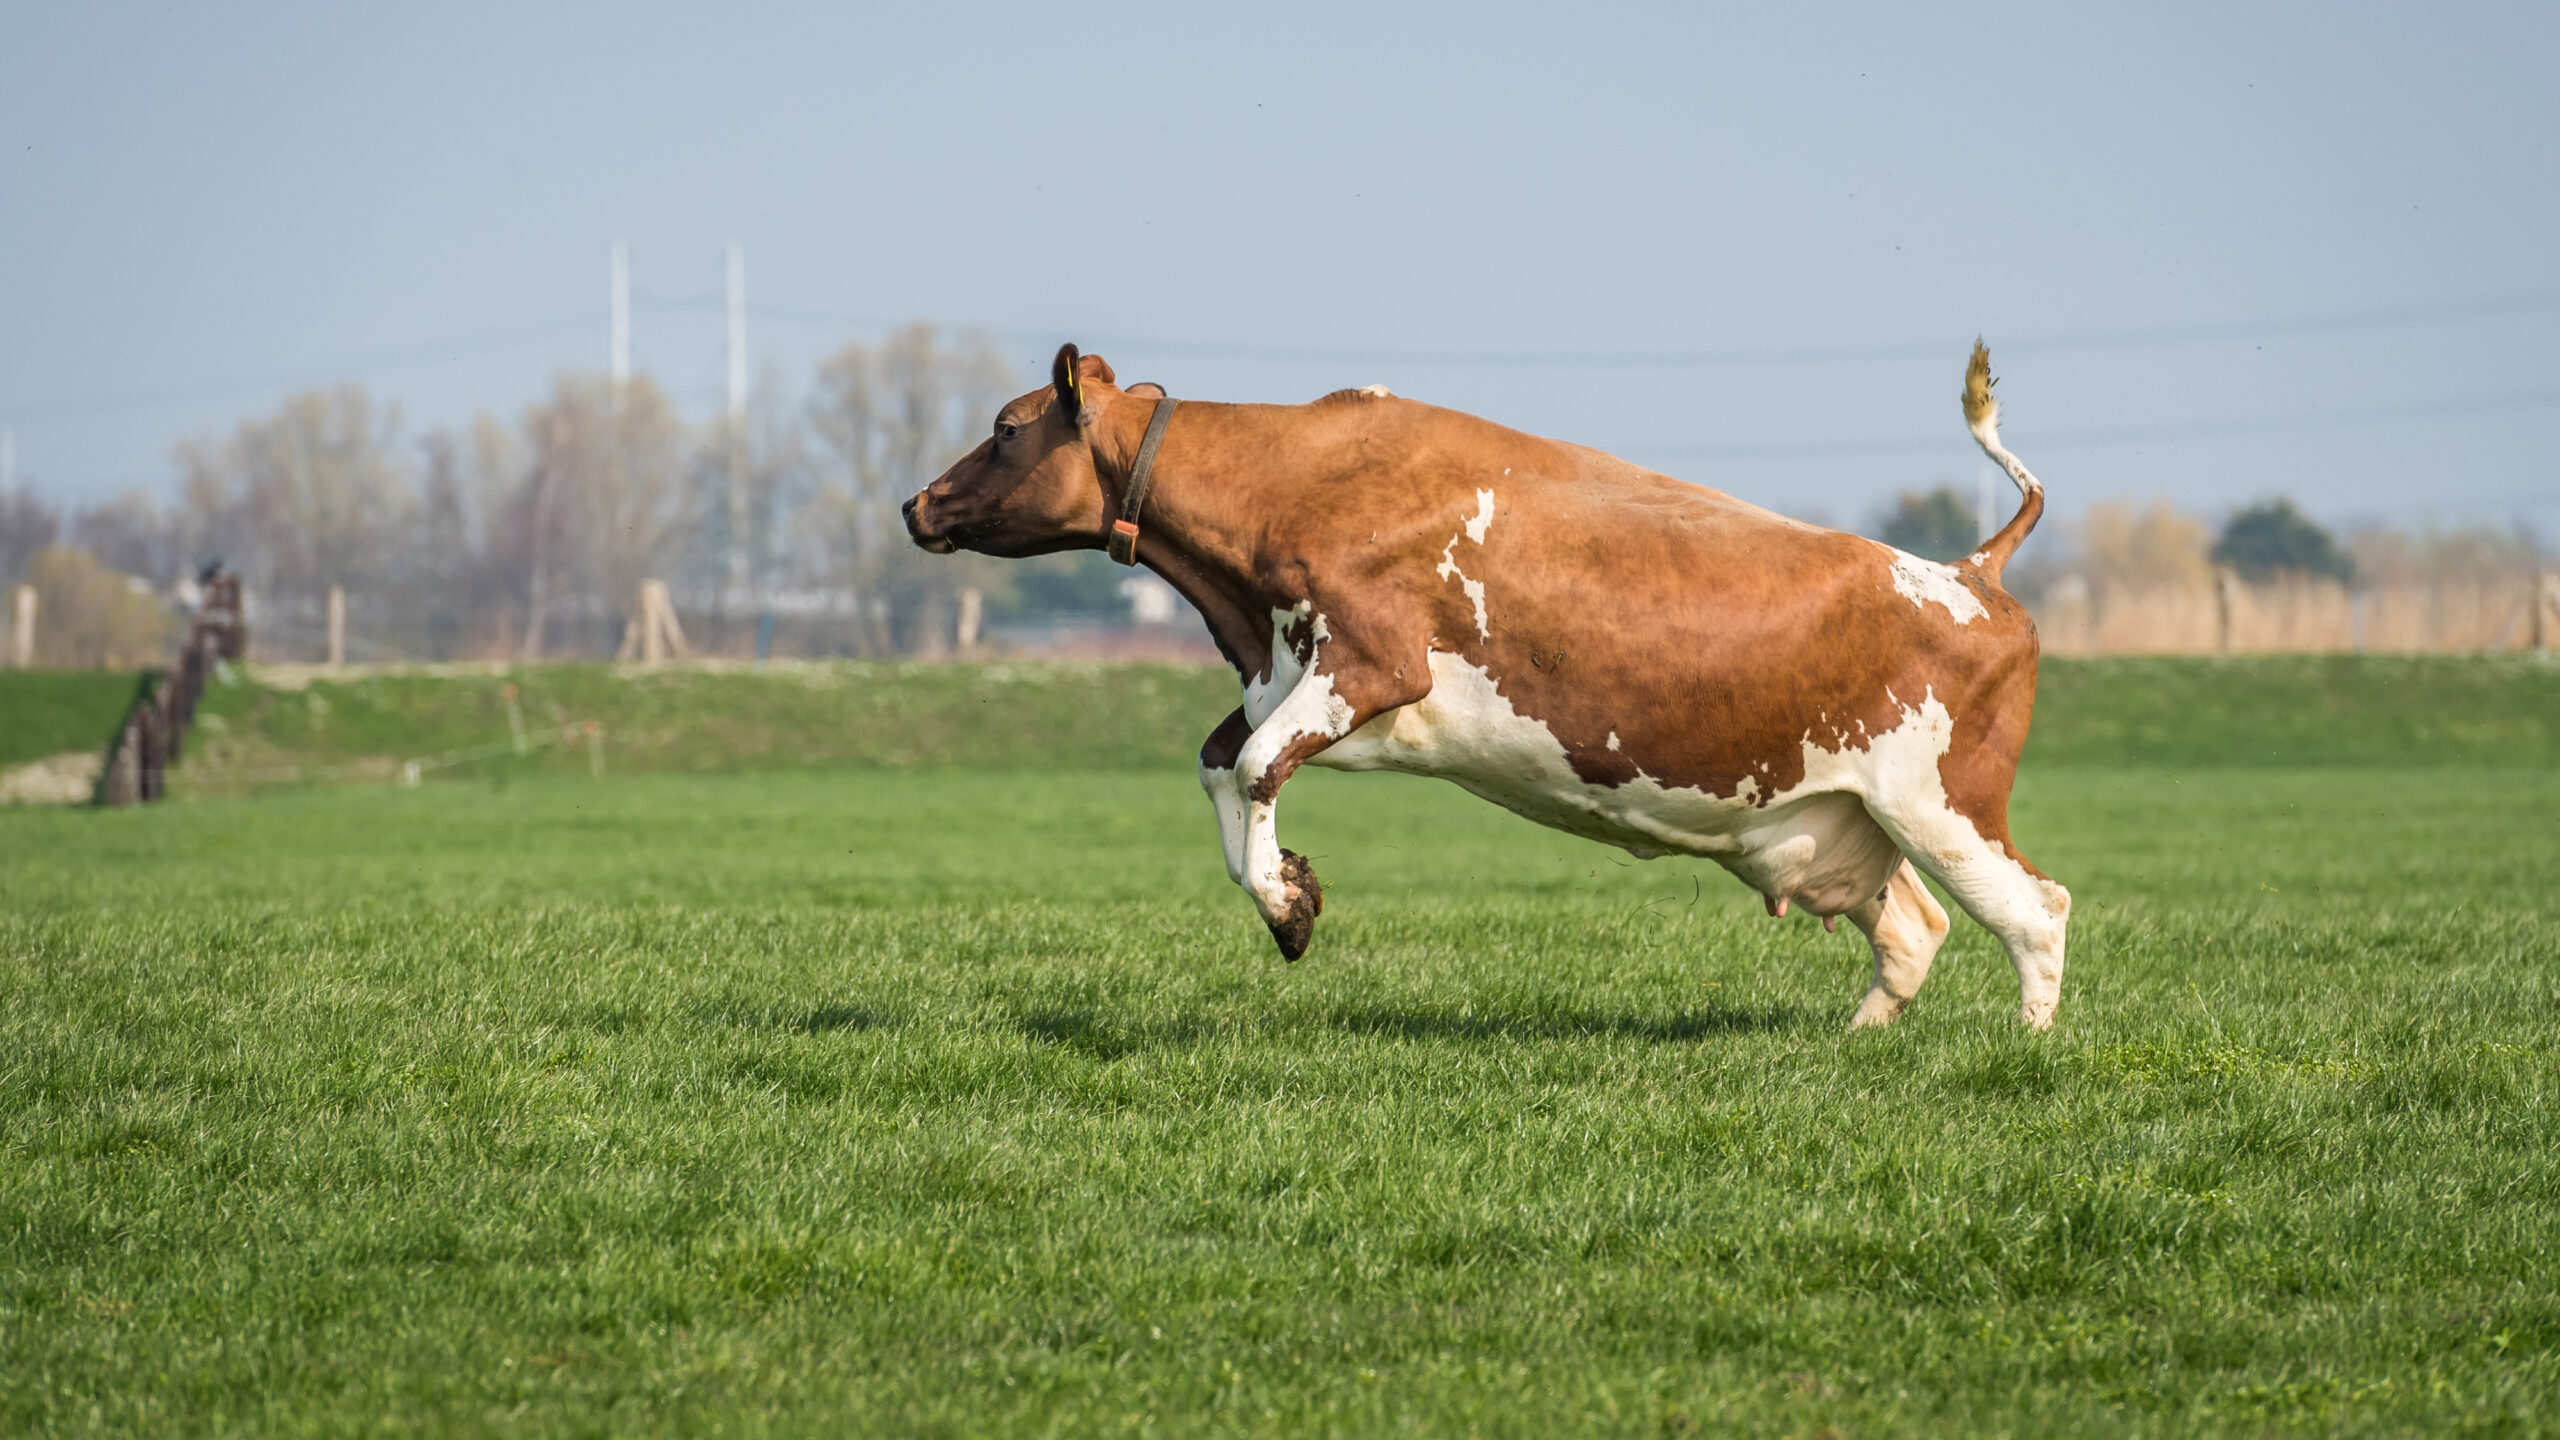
1062,362 -> 1080,405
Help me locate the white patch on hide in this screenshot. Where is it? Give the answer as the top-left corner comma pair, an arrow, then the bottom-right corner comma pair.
1883,547 -> 1988,625
1357,384 -> 1393,398
1244,603 -> 1328,727
1287,646 -> 2071,1027
1314,652 -> 1905,911
1199,758 -> 1248,883
1435,492 -> 1496,641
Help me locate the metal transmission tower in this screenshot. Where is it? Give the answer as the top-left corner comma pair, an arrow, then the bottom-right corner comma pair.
609,240 -> 630,410
725,241 -> 748,608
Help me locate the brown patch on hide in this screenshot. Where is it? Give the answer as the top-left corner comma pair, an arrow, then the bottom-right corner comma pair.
1198,708 -> 1251,772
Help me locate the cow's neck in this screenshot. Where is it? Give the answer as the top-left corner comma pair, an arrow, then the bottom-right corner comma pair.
1092,398 -> 1304,682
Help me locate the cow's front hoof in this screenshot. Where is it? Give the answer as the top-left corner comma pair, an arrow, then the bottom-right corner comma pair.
1266,849 -> 1324,961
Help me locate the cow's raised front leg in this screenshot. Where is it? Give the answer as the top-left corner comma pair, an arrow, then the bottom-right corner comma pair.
1233,649 -> 1423,961
1845,858 -> 1952,1029
1197,708 -> 1253,885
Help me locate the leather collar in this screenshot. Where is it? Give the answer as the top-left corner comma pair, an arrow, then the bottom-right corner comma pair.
1107,397 -> 1178,566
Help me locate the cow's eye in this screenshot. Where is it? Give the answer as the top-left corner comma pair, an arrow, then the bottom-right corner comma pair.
994,422 -> 1019,444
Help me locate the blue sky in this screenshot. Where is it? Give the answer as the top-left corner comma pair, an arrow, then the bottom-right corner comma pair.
2,2 -> 2553,539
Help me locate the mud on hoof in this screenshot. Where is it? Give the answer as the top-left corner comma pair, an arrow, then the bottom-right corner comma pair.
1265,849 -> 1325,962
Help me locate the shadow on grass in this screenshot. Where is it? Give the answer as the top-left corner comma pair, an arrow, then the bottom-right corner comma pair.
1008,1000 -> 1803,1061
794,1003 -> 892,1034
1014,1008 -> 1166,1062
1001,997 -> 1812,1062
697,999 -> 896,1035
1325,1002 -> 1806,1045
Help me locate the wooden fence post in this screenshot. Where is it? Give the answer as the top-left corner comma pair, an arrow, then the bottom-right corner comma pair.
9,583 -> 32,667
93,567 -> 247,807
326,586 -> 346,669
615,580 -> 689,666
2215,569 -> 2238,656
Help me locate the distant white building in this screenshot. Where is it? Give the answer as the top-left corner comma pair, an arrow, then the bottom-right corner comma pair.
1119,574 -> 1180,626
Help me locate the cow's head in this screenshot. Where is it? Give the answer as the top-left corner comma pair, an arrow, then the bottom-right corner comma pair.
902,342 -> 1158,558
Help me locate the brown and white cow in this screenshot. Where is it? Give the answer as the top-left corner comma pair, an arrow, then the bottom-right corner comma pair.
904,343 -> 2071,1028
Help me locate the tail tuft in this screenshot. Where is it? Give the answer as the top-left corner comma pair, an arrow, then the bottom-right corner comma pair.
1959,340 -> 2045,587
1962,339 -> 1998,433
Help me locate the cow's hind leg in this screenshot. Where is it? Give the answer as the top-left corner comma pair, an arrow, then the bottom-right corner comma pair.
1861,795 -> 2072,1029
1846,859 -> 1951,1030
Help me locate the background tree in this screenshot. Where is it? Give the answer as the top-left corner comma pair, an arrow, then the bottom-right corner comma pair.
21,545 -> 175,667
2348,521 -> 2541,588
683,361 -> 811,632
177,387 -> 413,596
808,324 -> 1014,655
68,490 -> 184,587
2211,499 -> 2353,583
2078,500 -> 2212,593
1876,486 -> 1977,563
0,489 -> 62,591
173,387 -> 415,656
506,374 -> 695,658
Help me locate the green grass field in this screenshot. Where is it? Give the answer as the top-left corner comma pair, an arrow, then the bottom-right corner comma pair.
4,662 -> 2558,1435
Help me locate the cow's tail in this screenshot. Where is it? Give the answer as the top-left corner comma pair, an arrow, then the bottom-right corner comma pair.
1960,339 -> 2045,588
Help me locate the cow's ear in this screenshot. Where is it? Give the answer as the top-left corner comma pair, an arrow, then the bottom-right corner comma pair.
1051,343 -> 1084,424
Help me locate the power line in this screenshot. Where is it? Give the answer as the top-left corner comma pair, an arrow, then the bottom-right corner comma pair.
6,286 -> 2551,428
609,242 -> 631,406
1618,386 -> 2560,462
726,289 -> 2560,370
8,310 -> 600,421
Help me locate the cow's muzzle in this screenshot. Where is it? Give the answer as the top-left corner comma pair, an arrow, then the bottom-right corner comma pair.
902,492 -> 956,554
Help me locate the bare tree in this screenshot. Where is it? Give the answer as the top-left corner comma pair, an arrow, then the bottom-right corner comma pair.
2350,521 -> 2546,588
68,490 -> 184,587
176,387 -> 414,598
0,489 -> 62,590
21,545 -> 176,667
482,373 -> 697,658
678,360 -> 813,645
808,324 -> 1014,654
2077,500 -> 2213,595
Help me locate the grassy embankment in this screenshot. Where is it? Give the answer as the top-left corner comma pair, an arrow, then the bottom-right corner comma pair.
1,656 -> 2555,1434
7,652 -> 2556,792
0,669 -> 149,771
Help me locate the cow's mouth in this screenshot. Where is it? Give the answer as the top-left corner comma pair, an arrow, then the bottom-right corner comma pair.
901,494 -> 958,553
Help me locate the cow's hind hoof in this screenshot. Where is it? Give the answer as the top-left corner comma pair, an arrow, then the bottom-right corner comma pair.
1267,850 -> 1324,961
